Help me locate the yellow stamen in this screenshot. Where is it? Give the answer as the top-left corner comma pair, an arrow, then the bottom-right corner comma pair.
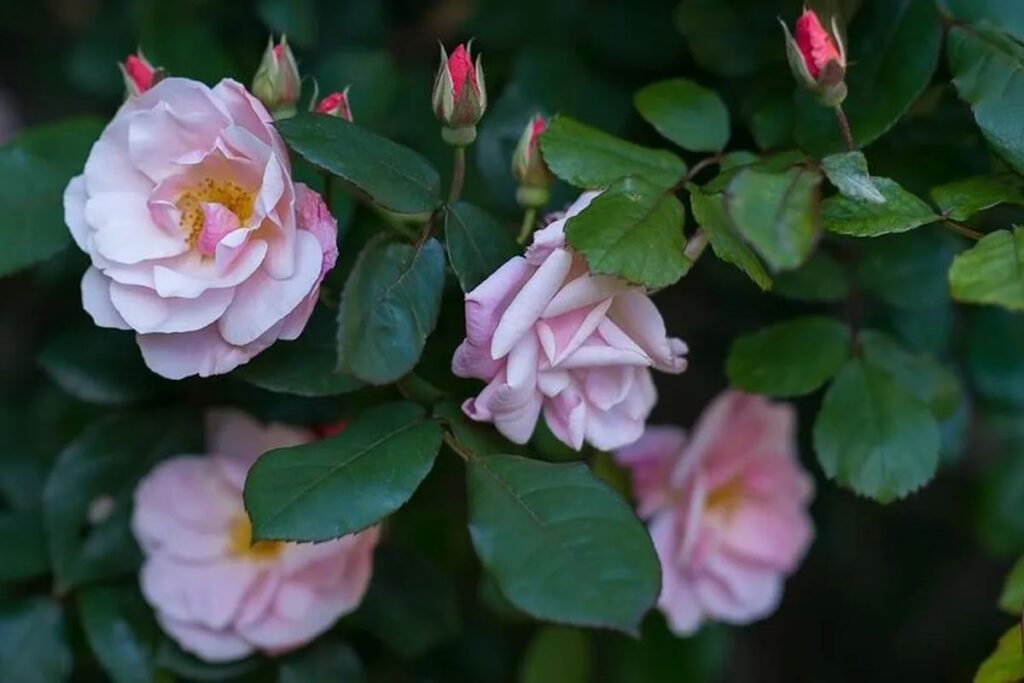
177,178 -> 254,246
226,515 -> 283,561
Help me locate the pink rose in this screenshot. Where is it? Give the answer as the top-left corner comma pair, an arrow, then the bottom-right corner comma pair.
132,409 -> 378,662
63,77 -> 337,379
615,391 -> 814,635
315,90 -> 353,122
452,192 -> 688,451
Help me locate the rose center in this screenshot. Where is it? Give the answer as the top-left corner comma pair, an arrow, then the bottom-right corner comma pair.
705,477 -> 745,517
226,515 -> 283,561
176,178 -> 255,247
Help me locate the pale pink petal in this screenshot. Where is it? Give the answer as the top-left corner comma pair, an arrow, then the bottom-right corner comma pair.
81,267 -> 130,330
109,282 -> 234,334
86,192 -> 187,264
217,230 -> 322,346
197,203 -> 241,256
137,324 -> 271,379
64,175 -> 89,250
490,249 -> 573,359
156,614 -> 254,663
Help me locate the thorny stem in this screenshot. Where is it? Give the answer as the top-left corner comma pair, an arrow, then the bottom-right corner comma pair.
517,207 -> 538,245
448,145 -> 466,206
940,217 -> 983,241
834,106 -> 855,152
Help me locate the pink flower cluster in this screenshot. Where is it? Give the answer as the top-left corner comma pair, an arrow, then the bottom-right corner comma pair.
453,193 -> 687,451
615,391 -> 814,634
132,410 -> 378,662
64,78 -> 337,379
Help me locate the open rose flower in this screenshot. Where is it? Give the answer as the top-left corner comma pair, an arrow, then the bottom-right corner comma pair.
132,409 -> 378,662
452,192 -> 687,451
63,77 -> 337,379
614,391 -> 814,635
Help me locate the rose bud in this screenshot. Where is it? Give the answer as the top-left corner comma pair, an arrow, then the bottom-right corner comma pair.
780,8 -> 848,107
315,89 -> 353,122
431,42 -> 487,145
119,50 -> 163,98
251,36 -> 301,119
512,115 -> 553,208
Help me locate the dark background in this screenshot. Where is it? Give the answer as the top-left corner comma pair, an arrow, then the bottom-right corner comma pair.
0,0 -> 1018,681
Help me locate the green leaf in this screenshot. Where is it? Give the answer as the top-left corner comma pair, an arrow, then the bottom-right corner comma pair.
821,152 -> 886,204
540,116 -> 686,189
949,24 -> 1024,177
445,202 -> 519,292
794,0 -> 942,152
277,113 -> 440,215
725,165 -> 821,271
858,330 -> 961,420
689,189 -> 771,290
949,228 -> 1024,311
354,547 -> 460,657
634,79 -> 730,152
727,317 -> 849,397
244,402 -> 442,542
44,410 -> 199,590
466,454 -> 659,633
676,0 -> 784,78
0,510 -> 48,583
0,598 -> 71,683
78,585 -> 162,683
0,118 -> 104,277
279,637 -> 365,683
932,175 -> 1024,221
565,176 -> 689,288
823,177 -> 937,237
38,325 -> 168,405
813,359 -> 940,503
999,555 -> 1024,615
519,627 -> 591,683
236,307 -> 363,397
773,251 -> 848,302
858,230 -> 955,309
337,237 -> 445,385
976,627 -> 1024,683
943,0 -> 1024,42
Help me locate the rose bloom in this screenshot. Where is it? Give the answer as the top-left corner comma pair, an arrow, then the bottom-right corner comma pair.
132,409 -> 378,662
452,192 -> 687,451
615,391 -> 814,635
64,77 -> 337,379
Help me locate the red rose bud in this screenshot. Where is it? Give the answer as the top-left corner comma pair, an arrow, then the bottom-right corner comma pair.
119,51 -> 162,98
512,115 -> 553,207
432,42 -> 487,145
315,89 -> 353,122
252,36 -> 301,119
781,8 -> 847,107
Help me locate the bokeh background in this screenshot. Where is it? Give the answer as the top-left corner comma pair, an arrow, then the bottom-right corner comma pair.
0,0 -> 1019,681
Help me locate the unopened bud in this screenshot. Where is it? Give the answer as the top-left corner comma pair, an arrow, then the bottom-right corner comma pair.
432,42 -> 487,145
781,8 -> 848,107
119,50 -> 163,98
512,115 -> 553,208
315,89 -> 353,122
252,36 -> 301,119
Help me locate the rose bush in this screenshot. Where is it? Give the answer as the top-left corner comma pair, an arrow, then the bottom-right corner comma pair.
0,1 -> 1020,681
